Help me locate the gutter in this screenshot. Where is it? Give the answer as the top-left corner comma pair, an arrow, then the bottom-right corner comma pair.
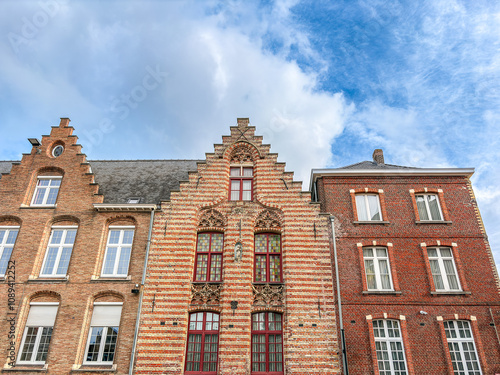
330,216 -> 349,375
93,203 -> 157,212
129,207 -> 155,375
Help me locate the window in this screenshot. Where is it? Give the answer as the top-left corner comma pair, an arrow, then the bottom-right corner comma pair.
443,320 -> 482,375
0,227 -> 19,277
363,247 -> 393,291
185,312 -> 219,374
251,312 -> 283,374
194,233 -> 223,282
40,227 -> 77,277
373,320 -> 408,375
416,194 -> 443,221
31,177 -> 61,206
18,303 -> 58,364
428,247 -> 461,291
356,194 -> 382,221
84,303 -> 122,364
101,227 -> 135,277
254,234 -> 281,283
230,167 -> 253,201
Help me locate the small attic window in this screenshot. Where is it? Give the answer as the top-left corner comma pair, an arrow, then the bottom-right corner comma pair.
127,198 -> 141,204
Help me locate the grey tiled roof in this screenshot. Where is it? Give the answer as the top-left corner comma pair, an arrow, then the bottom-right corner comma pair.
338,160 -> 420,170
90,160 -> 201,204
0,160 -> 201,204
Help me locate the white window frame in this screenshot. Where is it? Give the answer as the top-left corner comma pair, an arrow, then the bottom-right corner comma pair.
17,302 -> 59,365
363,247 -> 394,291
443,320 -> 483,375
356,194 -> 383,221
39,226 -> 77,278
373,319 -> 408,375
428,247 -> 461,291
100,226 -> 135,277
0,226 -> 19,277
415,193 -> 443,221
84,302 -> 122,365
31,176 -> 62,207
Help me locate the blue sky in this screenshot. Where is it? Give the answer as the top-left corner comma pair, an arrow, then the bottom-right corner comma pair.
1,0 -> 499,269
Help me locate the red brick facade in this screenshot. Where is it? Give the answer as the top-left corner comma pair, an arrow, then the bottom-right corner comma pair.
133,119 -> 340,374
314,162 -> 500,374
0,119 -> 153,374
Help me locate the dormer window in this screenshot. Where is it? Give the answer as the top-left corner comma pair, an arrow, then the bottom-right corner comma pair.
230,167 -> 253,201
127,198 -> 141,204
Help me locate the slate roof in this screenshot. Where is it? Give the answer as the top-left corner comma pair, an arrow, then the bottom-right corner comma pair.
0,160 -> 201,204
337,160 -> 420,170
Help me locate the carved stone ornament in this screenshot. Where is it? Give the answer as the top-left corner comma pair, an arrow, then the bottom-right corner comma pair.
234,242 -> 243,262
252,283 -> 284,307
255,210 -> 281,229
198,209 -> 225,228
230,144 -> 254,163
191,283 -> 222,306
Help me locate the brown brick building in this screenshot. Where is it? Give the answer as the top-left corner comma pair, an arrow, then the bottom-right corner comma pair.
0,118 -> 197,374
132,118 -> 340,374
311,149 -> 500,374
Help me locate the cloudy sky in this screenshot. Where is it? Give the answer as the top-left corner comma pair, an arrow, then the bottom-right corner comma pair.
1,0 -> 499,268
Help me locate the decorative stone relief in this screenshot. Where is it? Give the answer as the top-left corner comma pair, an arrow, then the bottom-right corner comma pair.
252,283 -> 284,307
191,283 -> 222,306
230,144 -> 254,163
198,209 -> 225,228
255,210 -> 282,229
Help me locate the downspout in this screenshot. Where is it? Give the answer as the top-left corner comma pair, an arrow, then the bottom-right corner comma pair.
330,216 -> 349,375
129,207 -> 155,375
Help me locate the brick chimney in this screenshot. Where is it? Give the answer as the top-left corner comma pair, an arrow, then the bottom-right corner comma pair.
372,149 -> 384,164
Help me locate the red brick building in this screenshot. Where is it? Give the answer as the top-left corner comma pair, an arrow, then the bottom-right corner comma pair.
311,149 -> 500,375
132,118 -> 340,374
0,118 -> 197,374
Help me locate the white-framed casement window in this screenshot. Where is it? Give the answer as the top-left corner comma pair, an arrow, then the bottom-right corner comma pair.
17,302 -> 58,365
84,302 -> 122,364
373,319 -> 408,375
40,227 -> 77,277
230,166 -> 253,201
101,227 -> 135,277
0,226 -> 19,277
443,320 -> 482,375
363,247 -> 393,291
416,194 -> 443,221
356,194 -> 382,221
428,247 -> 461,291
31,177 -> 62,206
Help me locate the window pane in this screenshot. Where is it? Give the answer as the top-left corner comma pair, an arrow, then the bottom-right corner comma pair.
230,167 -> 241,176
197,233 -> 210,252
367,195 -> 381,220
416,195 -> 429,220
102,248 -> 117,274
117,247 -> 131,275
255,235 -> 267,252
102,327 -> 118,362
86,327 -> 103,362
211,233 -> 223,252
210,254 -> 222,281
20,327 -> 39,361
41,248 -> 58,275
256,256 -> 266,282
270,256 -> 281,282
196,254 -> 208,281
35,327 -> 53,362
0,246 -> 13,275
356,195 -> 368,221
6,230 -> 18,244
427,195 -> 442,220
122,230 -> 134,244
269,235 -> 280,253
243,168 -> 253,176
55,247 -> 72,275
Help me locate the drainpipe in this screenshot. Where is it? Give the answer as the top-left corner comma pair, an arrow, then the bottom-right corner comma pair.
129,207 -> 155,375
330,216 -> 349,375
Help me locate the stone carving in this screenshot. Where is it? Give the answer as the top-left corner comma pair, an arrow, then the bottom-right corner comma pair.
234,242 -> 243,262
230,144 -> 254,163
198,209 -> 225,228
255,210 -> 281,229
191,283 -> 222,306
252,283 -> 284,307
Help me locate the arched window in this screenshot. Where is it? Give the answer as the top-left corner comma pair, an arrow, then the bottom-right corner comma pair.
31,176 -> 62,207
194,233 -> 223,282
40,226 -> 77,278
251,312 -> 283,373
443,320 -> 482,374
373,319 -> 408,375
0,226 -> 19,277
254,233 -> 281,283
185,311 -> 220,374
101,226 -> 135,277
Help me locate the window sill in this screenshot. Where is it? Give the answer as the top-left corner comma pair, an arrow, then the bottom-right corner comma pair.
71,364 -> 116,373
20,205 -> 57,209
252,282 -> 284,285
430,291 -> 471,296
415,220 -> 452,225
191,281 -> 223,284
27,276 -> 69,283
353,221 -> 390,225
2,364 -> 48,372
362,290 -> 402,295
91,276 -> 131,282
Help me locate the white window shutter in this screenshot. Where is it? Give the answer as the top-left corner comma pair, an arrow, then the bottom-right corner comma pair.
26,304 -> 59,326
90,304 -> 122,326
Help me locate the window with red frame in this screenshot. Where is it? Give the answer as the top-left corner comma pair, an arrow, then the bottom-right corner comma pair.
254,234 -> 281,283
194,233 -> 223,282
251,312 -> 283,374
230,167 -> 253,201
185,312 -> 220,374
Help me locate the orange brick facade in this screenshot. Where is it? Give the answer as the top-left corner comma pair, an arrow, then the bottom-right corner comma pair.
0,119 -> 153,374
133,119 -> 340,374
314,168 -> 500,374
